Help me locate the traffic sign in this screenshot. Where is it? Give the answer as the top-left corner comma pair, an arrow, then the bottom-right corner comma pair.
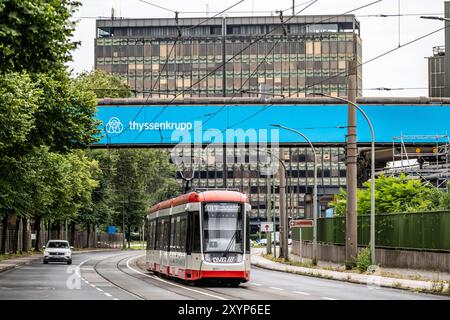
260,222 -> 273,232
290,219 -> 313,228
107,225 -> 117,235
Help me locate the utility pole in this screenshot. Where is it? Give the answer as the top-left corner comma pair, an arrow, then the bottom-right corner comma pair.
292,0 -> 295,15
279,148 -> 288,260
222,16 -> 227,188
222,16 -> 227,98
266,171 -> 272,255
122,201 -> 126,250
272,177 -> 276,258
345,59 -> 358,269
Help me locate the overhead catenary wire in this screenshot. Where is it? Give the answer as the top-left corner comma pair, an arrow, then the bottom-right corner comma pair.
132,0 -> 321,142
225,24 -> 449,130
136,0 -> 176,13
115,12 -> 182,138
132,0 -> 383,143
183,0 -> 247,31
105,0 -> 384,147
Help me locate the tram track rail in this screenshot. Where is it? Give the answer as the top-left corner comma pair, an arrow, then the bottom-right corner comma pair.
88,252 -> 243,300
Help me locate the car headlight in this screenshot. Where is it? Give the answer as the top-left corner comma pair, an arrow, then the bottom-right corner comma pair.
44,250 -> 50,256
65,251 -> 71,256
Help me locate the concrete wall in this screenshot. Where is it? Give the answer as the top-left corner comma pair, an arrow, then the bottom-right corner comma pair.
292,240 -> 450,272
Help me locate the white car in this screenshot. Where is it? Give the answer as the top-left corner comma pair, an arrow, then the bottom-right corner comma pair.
43,240 -> 73,265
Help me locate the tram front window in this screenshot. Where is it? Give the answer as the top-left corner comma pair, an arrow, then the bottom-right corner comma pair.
203,203 -> 243,253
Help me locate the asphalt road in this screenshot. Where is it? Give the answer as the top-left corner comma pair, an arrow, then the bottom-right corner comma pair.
0,250 -> 448,300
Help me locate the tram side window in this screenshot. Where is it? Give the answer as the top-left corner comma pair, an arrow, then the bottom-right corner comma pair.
246,214 -> 250,253
191,212 -> 201,253
163,218 -> 170,251
170,217 -> 176,251
146,221 -> 150,250
155,219 -> 162,250
147,220 -> 155,250
170,215 -> 187,252
179,215 -> 187,252
156,218 -> 170,250
152,220 -> 157,249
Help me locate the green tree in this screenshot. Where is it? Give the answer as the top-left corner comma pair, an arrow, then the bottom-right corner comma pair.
75,69 -> 132,98
0,1 -> 105,252
28,72 -> 101,153
329,174 -> 438,216
111,149 -> 179,247
0,0 -> 80,74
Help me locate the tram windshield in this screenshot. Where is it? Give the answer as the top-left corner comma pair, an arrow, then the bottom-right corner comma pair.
203,203 -> 243,253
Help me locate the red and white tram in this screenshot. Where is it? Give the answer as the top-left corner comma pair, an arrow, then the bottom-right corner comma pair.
146,190 -> 251,285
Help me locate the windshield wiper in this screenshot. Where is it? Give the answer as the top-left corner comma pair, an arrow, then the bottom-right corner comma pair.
222,230 -> 238,257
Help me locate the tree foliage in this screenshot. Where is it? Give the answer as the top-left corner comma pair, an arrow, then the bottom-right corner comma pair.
329,174 -> 449,216
89,149 -> 180,241
0,0 -> 80,74
0,0 -> 106,252
74,69 -> 132,99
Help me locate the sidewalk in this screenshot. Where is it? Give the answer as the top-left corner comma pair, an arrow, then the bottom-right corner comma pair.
0,248 -> 119,274
251,248 -> 450,294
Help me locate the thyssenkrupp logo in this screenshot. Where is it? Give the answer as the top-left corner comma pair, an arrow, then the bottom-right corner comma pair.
105,117 -> 124,134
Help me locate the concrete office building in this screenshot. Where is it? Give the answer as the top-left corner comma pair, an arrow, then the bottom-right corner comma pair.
95,15 -> 362,98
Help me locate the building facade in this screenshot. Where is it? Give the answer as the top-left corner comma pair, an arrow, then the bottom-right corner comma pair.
95,15 -> 362,99
428,46 -> 445,98
172,145 -> 347,224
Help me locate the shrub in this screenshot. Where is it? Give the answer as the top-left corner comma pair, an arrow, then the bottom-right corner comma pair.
355,246 -> 371,272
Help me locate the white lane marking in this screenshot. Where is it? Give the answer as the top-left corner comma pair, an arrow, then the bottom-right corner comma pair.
293,291 -> 310,295
250,283 -> 262,286
322,296 -> 337,300
125,255 -> 227,301
269,287 -> 284,291
75,252 -> 134,301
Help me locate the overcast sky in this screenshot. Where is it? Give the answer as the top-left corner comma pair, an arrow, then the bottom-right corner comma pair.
68,0 -> 446,97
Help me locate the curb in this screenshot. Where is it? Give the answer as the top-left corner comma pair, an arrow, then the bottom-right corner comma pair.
0,256 -> 42,274
251,255 -> 450,296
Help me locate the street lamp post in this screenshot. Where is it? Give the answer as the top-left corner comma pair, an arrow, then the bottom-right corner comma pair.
315,93 -> 376,265
265,148 -> 289,260
270,124 -> 318,264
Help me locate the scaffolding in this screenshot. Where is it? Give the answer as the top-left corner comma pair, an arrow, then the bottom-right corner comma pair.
390,134 -> 450,192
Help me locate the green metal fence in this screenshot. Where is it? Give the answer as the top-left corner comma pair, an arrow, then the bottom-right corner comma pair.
291,211 -> 450,252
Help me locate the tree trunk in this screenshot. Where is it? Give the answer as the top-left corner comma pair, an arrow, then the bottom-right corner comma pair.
22,217 -> 29,253
1,216 -> 8,254
57,221 -> 61,239
13,217 -> 21,253
127,226 -> 131,249
47,221 -> 51,243
86,223 -> 90,248
70,222 -> 75,247
34,217 -> 41,251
